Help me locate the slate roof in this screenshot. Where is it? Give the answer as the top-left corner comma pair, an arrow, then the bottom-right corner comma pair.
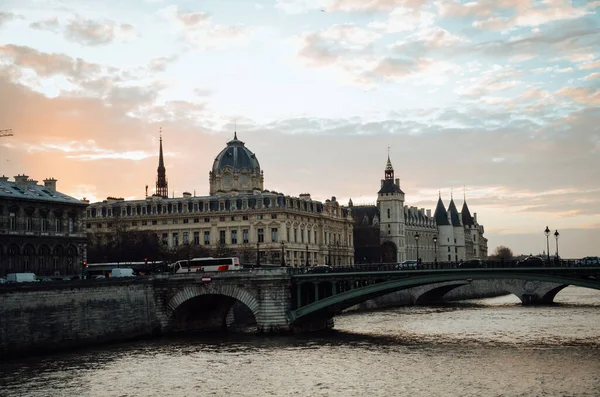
378,180 -> 403,194
212,133 -> 260,174
351,205 -> 379,226
461,201 -> 474,226
448,198 -> 461,226
433,196 -> 450,226
0,179 -> 86,206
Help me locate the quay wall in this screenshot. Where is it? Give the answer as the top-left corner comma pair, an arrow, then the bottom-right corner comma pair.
0,279 -> 160,358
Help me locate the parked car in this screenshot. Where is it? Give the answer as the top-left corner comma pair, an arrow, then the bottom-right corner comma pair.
517,256 -> 545,267
578,256 -> 600,266
6,273 -> 38,283
458,259 -> 484,269
398,260 -> 418,270
309,265 -> 332,273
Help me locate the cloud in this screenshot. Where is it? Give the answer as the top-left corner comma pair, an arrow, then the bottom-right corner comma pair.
0,11 -> 20,27
64,17 -> 136,46
296,24 -> 379,67
147,55 -> 178,72
327,0 -> 426,13
437,0 -> 530,18
0,44 -> 102,80
175,10 -> 210,27
472,0 -> 592,31
555,86 -> 600,104
578,59 -> 600,70
29,17 -> 61,33
158,5 -> 253,49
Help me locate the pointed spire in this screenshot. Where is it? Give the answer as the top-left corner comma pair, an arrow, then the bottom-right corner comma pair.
234,130 -> 238,140
158,135 -> 165,169
434,195 -> 450,226
384,150 -> 394,180
156,129 -> 168,198
461,187 -> 474,226
448,196 -> 461,226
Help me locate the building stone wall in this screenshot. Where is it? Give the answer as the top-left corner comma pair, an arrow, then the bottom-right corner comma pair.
0,280 -> 159,358
0,175 -> 88,278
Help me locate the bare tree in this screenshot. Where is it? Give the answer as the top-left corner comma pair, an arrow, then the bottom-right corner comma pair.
489,246 -> 514,261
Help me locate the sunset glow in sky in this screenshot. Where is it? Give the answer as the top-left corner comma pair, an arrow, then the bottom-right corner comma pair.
1,0 -> 599,258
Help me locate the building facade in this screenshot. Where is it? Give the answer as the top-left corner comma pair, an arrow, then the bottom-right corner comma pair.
350,157 -> 488,264
85,133 -> 354,267
0,175 -> 88,277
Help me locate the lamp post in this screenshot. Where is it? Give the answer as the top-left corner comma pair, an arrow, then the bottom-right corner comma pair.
415,232 -> 420,264
554,230 -> 560,261
305,244 -> 309,267
256,241 -> 260,267
433,236 -> 438,264
280,241 -> 285,267
544,226 -> 550,264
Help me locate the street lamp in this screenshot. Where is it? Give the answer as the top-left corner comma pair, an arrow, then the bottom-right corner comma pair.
256,241 -> 260,267
544,226 -> 550,264
433,236 -> 438,264
415,232 -> 420,264
305,244 -> 309,267
554,230 -> 560,261
280,241 -> 285,267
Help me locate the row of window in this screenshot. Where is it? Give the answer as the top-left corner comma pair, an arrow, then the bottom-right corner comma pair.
88,199 -> 343,218
164,228 -> 279,246
5,213 -> 76,233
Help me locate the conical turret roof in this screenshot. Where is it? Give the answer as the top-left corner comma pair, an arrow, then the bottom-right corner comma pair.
434,195 -> 450,226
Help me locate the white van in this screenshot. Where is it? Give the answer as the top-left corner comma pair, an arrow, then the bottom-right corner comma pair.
6,273 -> 38,283
111,268 -> 134,277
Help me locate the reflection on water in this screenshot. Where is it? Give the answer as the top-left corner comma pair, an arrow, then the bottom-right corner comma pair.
1,287 -> 600,397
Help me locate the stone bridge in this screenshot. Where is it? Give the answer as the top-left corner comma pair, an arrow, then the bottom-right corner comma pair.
154,266 -> 600,333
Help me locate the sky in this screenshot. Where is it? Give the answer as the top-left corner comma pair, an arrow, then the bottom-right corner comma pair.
0,0 -> 599,259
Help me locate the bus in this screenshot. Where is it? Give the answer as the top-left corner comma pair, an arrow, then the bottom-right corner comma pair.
85,261 -> 168,278
171,257 -> 241,273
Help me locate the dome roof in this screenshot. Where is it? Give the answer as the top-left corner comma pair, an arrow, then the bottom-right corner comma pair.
212,133 -> 260,174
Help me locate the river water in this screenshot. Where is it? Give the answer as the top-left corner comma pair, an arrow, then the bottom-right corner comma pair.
1,286 -> 599,397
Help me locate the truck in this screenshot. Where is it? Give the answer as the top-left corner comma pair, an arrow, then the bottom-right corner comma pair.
111,268 -> 135,277
6,273 -> 38,283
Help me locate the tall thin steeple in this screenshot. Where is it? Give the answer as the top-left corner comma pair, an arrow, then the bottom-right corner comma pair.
156,128 -> 168,198
384,148 -> 394,181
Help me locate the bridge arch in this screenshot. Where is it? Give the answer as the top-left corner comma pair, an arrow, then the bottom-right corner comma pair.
290,272 -> 600,324
166,284 -> 260,332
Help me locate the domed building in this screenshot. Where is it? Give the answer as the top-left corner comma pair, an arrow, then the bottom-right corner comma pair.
209,133 -> 263,195
84,132 -> 355,267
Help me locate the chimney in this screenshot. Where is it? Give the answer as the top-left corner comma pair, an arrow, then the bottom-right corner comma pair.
395,178 -> 400,187
43,178 -> 57,192
474,212 -> 478,223
14,174 -> 29,188
381,180 -> 384,188
426,209 -> 431,217
0,175 -> 8,182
